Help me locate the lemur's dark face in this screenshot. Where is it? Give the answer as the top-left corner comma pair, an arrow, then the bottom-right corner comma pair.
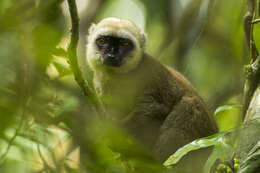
95,35 -> 134,67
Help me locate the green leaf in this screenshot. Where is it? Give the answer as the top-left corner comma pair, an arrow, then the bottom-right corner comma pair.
163,132 -> 232,168
203,135 -> 235,173
214,104 -> 242,131
214,104 -> 242,117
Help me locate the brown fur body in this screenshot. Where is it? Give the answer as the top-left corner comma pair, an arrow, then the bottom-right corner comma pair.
92,52 -> 218,161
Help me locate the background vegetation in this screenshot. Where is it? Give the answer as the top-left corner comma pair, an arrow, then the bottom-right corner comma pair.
0,0 -> 258,172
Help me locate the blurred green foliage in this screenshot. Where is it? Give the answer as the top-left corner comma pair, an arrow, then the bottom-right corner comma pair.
0,0 -> 251,172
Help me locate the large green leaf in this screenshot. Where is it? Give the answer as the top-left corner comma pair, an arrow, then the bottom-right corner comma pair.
163,132 -> 233,171
214,104 -> 243,131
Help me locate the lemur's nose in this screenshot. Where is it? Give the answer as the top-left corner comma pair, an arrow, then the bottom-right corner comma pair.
107,53 -> 116,59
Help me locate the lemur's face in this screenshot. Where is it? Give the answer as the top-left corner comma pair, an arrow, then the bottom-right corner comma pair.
95,35 -> 134,67
87,17 -> 146,73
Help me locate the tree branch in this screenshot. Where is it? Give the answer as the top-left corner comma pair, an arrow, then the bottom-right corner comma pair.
243,0 -> 260,118
66,0 -> 105,118
234,1 -> 260,172
243,0 -> 258,62
67,0 -> 88,97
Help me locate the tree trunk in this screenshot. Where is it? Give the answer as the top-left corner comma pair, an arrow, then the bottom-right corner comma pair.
236,84 -> 260,173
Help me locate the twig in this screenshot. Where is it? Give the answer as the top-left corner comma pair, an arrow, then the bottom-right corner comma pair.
0,103 -> 27,165
66,0 -> 89,97
66,0 -> 97,103
36,144 -> 52,172
66,0 -> 106,117
244,0 -> 258,62
252,18 -> 260,23
65,1 -> 108,172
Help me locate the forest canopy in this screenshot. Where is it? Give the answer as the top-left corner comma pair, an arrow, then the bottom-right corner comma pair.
0,0 -> 260,173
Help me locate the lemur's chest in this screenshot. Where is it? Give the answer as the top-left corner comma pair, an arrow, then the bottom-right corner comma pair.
93,71 -> 143,118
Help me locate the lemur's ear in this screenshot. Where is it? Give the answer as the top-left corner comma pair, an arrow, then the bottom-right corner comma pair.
86,23 -> 97,42
88,23 -> 97,34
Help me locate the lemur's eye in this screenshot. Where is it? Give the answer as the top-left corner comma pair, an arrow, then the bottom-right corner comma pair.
97,39 -> 106,45
121,42 -> 130,49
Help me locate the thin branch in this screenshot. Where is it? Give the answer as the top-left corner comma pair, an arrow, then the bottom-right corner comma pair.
66,0 -> 87,96
66,0 -> 106,117
244,0 -> 258,62
252,18 -> 260,23
37,144 -> 53,172
66,0 -> 97,102
0,102 -> 27,165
